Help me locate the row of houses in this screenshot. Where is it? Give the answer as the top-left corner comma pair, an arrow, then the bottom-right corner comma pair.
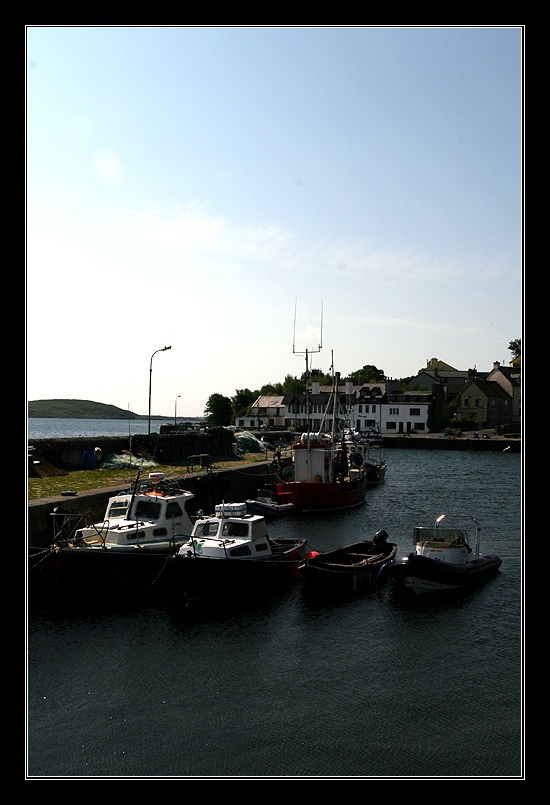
235,358 -> 521,435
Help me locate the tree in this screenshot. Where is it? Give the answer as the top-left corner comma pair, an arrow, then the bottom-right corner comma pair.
258,381 -> 283,396
281,374 -> 306,394
204,393 -> 233,427
345,364 -> 385,384
508,339 -> 521,359
232,388 -> 258,420
310,368 -> 332,385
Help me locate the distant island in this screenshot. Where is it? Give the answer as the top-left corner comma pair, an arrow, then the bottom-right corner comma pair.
28,399 -> 147,420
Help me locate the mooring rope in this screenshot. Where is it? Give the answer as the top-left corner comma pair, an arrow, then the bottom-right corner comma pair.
105,551 -> 174,592
28,547 -> 55,573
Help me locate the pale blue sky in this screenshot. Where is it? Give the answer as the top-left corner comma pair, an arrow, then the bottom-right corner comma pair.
26,26 -> 522,416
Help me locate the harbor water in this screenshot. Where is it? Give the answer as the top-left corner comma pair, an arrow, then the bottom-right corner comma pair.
27,417 -> 176,439
27,424 -> 523,779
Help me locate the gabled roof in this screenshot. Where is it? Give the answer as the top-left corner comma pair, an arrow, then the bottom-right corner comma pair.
413,369 -> 471,381
491,365 -> 521,385
461,378 -> 512,400
250,395 -> 285,408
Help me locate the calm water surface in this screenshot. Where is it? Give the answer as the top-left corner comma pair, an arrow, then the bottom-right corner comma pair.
27,440 -> 523,779
27,418 -> 172,439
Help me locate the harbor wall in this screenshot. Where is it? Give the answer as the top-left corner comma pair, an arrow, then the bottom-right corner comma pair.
27,460 -> 289,548
28,428 -> 239,472
381,435 -> 520,452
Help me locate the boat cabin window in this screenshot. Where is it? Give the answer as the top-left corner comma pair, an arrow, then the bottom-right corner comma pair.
135,500 -> 162,520
222,521 -> 250,538
107,501 -> 129,519
195,521 -> 220,537
166,502 -> 183,519
126,531 -> 145,541
255,541 -> 269,552
229,545 -> 252,557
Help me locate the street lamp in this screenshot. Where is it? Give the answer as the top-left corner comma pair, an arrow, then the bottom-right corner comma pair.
148,346 -> 171,434
174,394 -> 181,427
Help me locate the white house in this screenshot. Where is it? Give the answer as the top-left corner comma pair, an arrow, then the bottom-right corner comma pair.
236,382 -> 432,435
380,390 -> 432,434
235,395 -> 286,430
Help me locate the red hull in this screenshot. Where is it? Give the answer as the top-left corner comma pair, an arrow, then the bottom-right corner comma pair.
276,475 -> 367,512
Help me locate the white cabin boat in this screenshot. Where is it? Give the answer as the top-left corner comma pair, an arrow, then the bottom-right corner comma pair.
66,473 -> 195,553
174,502 -> 307,601
48,474 -> 196,595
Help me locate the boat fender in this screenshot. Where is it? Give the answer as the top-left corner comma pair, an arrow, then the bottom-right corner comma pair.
295,551 -> 319,580
373,529 -> 389,545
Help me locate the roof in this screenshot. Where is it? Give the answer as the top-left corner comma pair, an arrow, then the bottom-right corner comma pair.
250,395 -> 285,408
461,378 -> 512,400
491,365 -> 521,385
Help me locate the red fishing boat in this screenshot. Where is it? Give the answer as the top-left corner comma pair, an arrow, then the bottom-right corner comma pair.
276,433 -> 368,513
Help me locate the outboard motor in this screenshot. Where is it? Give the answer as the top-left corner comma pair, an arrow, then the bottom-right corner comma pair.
373,529 -> 389,546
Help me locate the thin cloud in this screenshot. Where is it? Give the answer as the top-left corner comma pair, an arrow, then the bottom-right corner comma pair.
116,204 -> 514,289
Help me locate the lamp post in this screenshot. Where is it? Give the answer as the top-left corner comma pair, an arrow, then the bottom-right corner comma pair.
148,346 -> 171,434
174,394 -> 181,427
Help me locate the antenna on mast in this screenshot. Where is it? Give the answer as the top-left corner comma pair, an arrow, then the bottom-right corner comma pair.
293,298 -> 323,358
293,299 -> 323,433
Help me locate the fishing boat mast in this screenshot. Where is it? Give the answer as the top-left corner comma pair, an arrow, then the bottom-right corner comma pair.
293,299 -> 323,435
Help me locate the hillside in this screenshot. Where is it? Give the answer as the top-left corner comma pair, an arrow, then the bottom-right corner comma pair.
28,399 -> 142,420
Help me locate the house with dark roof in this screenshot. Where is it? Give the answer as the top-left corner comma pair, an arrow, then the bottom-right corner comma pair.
456,377 -> 513,428
408,358 -> 472,397
486,361 -> 521,423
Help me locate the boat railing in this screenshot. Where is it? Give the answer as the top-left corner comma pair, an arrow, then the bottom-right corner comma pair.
184,536 -> 234,558
132,476 -> 188,497
50,510 -> 95,547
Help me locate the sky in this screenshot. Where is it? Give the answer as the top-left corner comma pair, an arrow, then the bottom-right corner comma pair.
26,26 -> 523,417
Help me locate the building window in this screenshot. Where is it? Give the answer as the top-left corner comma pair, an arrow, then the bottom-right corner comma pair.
389,408 -> 400,415
409,408 -> 420,416
386,422 -> 397,430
